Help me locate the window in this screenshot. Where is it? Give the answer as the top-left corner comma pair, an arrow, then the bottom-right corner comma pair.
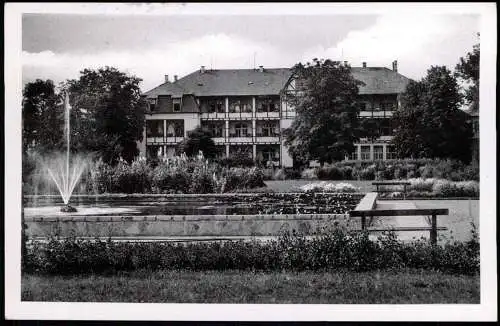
373,145 -> 384,160
146,120 -> 163,137
173,98 -> 181,112
230,145 -> 252,158
233,123 -> 249,137
148,98 -> 157,111
166,120 -> 184,137
260,122 -> 279,136
258,146 -> 280,166
350,150 -> 358,161
207,123 -> 224,137
257,97 -> 280,113
229,99 -> 251,113
360,146 -> 371,161
386,146 -> 397,160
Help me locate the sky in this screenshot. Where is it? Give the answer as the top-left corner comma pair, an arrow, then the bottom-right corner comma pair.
21,4 -> 480,93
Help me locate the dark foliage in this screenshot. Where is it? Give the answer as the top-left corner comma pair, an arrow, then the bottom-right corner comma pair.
24,227 -> 479,276
177,126 -> 218,159
392,66 -> 473,163
284,59 -> 363,164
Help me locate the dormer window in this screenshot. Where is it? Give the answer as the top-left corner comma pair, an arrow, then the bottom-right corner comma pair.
173,98 -> 181,112
149,98 -> 157,111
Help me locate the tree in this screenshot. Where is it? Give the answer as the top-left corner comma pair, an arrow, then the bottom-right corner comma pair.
455,41 -> 480,113
392,66 -> 473,162
284,59 -> 364,165
22,79 -> 63,153
64,67 -> 147,164
177,126 -> 218,159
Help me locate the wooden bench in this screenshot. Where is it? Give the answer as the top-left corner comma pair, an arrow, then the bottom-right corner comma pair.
350,192 -> 448,245
372,181 -> 411,199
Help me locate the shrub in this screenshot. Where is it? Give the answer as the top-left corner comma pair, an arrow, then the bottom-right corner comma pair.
301,168 -> 318,180
24,228 -> 480,276
359,164 -> 376,180
317,166 -> 344,180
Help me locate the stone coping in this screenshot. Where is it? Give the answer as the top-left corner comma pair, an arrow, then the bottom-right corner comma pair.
23,192 -> 363,199
25,213 -> 349,222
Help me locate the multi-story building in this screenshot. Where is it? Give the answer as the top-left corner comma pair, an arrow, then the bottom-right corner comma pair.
139,61 -> 411,167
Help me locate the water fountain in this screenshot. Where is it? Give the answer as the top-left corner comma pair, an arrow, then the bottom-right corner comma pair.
45,93 -> 87,212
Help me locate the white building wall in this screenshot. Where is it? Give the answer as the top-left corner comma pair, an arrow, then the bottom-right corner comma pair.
280,118 -> 294,167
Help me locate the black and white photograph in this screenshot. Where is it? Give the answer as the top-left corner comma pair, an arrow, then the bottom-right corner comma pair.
4,2 -> 497,322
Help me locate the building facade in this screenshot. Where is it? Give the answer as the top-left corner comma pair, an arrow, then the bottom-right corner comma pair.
139,62 -> 411,167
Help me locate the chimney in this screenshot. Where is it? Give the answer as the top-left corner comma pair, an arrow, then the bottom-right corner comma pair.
200,65 -> 206,73
362,62 -> 367,68
258,65 -> 264,72
164,75 -> 169,83
392,60 -> 398,72
174,75 -> 178,82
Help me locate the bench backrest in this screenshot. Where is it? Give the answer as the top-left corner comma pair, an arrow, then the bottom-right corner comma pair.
350,208 -> 448,217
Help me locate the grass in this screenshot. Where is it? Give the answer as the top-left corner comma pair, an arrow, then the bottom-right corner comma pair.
22,269 -> 479,304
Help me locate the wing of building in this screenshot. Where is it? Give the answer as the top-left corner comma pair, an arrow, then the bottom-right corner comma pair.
140,62 -> 411,167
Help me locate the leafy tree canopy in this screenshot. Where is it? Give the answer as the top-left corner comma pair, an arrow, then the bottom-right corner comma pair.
63,67 -> 147,164
455,40 -> 480,113
284,58 -> 364,165
392,66 -> 473,162
22,79 -> 63,153
177,126 -> 218,159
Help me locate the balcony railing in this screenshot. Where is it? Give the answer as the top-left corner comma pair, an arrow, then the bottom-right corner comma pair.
255,136 -> 280,143
201,112 -> 226,119
255,111 -> 280,119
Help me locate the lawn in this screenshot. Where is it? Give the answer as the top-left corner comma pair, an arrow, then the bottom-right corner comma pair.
22,269 -> 479,304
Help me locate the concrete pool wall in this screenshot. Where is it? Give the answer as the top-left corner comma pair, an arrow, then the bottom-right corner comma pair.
24,214 -> 352,238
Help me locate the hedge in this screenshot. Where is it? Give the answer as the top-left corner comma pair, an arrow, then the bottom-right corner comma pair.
23,226 -> 479,276
308,159 -> 479,182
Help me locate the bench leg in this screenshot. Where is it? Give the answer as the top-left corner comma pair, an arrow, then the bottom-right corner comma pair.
430,214 -> 437,245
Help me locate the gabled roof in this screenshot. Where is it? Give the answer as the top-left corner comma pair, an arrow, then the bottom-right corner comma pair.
143,66 -> 411,98
351,67 -> 412,95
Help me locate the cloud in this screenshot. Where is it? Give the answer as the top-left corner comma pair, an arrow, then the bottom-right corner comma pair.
301,14 -> 479,79
23,33 -> 297,91
22,14 -> 479,92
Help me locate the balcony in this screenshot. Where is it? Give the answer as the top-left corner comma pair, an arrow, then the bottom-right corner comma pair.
255,136 -> 280,144
146,136 -> 185,144
165,136 -> 184,143
146,136 -> 165,144
255,111 -> 280,119
228,136 -> 253,143
228,112 -> 253,119
212,137 -> 225,145
359,111 -> 394,118
201,112 -> 226,120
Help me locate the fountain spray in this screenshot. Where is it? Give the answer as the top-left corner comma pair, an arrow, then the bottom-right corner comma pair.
45,92 -> 87,212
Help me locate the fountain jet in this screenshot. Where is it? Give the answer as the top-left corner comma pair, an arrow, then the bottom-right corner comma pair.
45,93 -> 87,212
